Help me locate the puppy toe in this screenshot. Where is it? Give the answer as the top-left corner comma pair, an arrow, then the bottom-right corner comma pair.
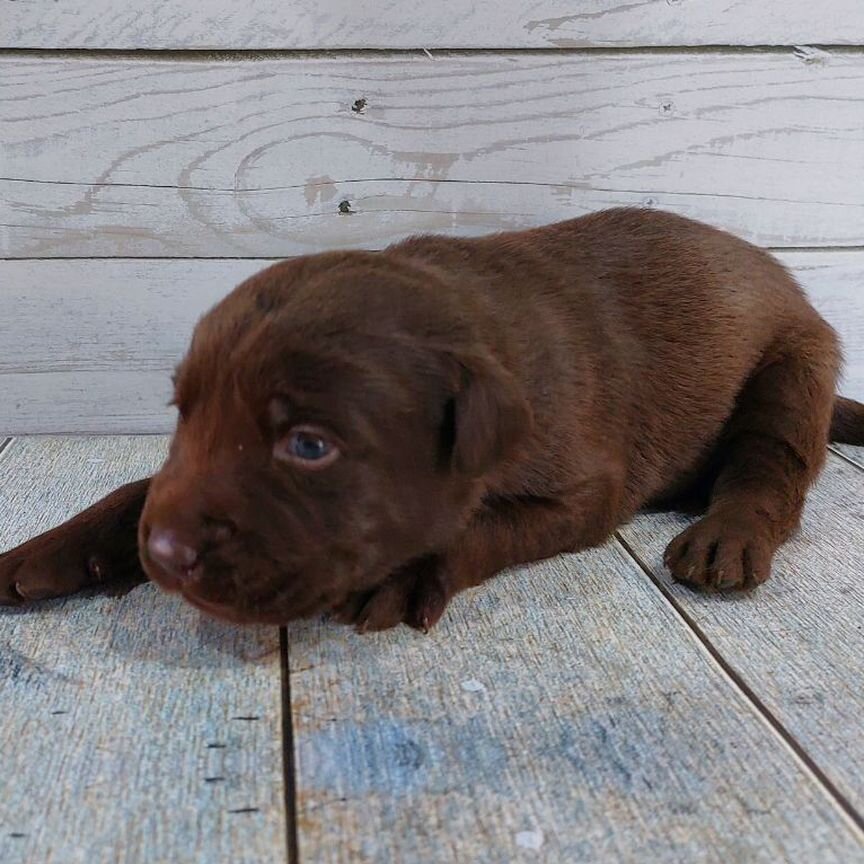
0,555 -> 25,605
355,580 -> 410,633
331,591 -> 371,626
664,525 -> 716,589
406,576 -> 449,633
742,540 -> 774,590
709,538 -> 747,590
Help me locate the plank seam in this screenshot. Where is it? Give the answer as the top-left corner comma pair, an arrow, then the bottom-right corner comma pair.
0,438 -> 14,461
279,627 -> 300,864
6,176 -> 864,211
2,46 -> 864,60
828,444 -> 864,472
614,531 -> 864,839
3,246 -> 864,264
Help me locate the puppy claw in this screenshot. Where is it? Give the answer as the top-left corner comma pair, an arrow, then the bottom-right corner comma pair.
88,555 -> 108,582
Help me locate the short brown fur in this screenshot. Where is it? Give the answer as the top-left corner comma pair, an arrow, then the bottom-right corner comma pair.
2,209 -> 861,631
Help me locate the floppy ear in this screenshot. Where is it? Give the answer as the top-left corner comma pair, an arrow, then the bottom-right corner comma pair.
449,351 -> 532,476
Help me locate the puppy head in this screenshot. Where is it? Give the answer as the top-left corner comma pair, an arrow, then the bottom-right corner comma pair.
138,252 -> 531,624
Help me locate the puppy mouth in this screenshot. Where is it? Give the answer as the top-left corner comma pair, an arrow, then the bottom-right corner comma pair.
141,543 -> 348,625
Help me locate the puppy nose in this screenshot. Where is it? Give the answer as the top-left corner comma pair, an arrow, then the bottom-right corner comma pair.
147,527 -> 200,580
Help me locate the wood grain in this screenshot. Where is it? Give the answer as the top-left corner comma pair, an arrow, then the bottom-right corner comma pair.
287,538 -> 862,863
3,51 -> 864,258
0,259 -> 266,434
618,453 -> 864,815
0,437 -> 286,864
4,250 -> 864,434
2,1 -> 863,49
832,443 -> 864,470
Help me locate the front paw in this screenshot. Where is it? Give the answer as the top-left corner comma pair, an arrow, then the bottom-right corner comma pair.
332,557 -> 450,634
0,527 -> 139,606
1,538 -> 89,605
663,512 -> 776,591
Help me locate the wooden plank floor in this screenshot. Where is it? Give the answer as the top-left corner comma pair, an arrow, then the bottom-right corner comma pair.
0,439 -> 286,864
1,438 -> 863,862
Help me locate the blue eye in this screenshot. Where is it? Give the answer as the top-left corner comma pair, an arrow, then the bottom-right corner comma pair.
291,431 -> 331,461
275,425 -> 340,469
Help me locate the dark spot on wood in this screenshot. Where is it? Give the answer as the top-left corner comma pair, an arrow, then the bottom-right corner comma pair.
351,97 -> 367,114
0,643 -> 74,687
228,807 -> 260,814
338,200 -> 354,215
9,833 -> 27,839
232,715 -> 260,721
50,710 -> 68,715
207,743 -> 228,749
393,738 -> 424,771
204,776 -> 226,783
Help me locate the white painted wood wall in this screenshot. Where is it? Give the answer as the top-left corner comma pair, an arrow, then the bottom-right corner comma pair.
1,3 -> 863,433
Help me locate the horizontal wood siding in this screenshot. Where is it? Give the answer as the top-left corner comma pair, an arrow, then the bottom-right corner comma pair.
3,51 -> 864,260
3,251 -> 862,434
2,1 -> 863,49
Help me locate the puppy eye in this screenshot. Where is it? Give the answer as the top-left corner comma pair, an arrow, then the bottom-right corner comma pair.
274,425 -> 340,469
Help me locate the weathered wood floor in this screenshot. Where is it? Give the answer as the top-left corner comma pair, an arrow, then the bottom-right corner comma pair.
1,436 -> 863,863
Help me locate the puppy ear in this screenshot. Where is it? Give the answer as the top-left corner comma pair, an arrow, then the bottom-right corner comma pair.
449,351 -> 532,476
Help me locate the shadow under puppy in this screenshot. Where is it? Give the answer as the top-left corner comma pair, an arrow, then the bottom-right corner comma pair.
3,208 -> 863,631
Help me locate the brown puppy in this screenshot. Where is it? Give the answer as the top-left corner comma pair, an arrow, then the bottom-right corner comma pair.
2,209 -> 862,631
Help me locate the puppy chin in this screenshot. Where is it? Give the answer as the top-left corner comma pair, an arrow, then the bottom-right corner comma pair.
182,592 -> 268,625
183,581 -> 337,626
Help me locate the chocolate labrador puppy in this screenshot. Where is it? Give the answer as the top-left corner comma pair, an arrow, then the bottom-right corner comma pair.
2,209 -> 862,631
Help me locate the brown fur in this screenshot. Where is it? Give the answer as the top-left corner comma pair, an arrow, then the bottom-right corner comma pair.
1,209 -> 859,631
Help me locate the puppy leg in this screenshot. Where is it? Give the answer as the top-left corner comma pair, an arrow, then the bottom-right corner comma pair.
0,478 -> 151,605
332,556 -> 443,633
665,326 -> 839,590
342,475 -> 624,633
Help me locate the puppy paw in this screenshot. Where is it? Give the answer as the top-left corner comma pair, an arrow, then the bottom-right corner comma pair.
0,526 -> 140,607
332,557 -> 450,634
0,541 -> 91,606
663,513 -> 775,591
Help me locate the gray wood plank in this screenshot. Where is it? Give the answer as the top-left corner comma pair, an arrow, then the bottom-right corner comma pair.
832,444 -> 864,470
4,249 -> 864,434
2,0 -> 862,49
619,453 -> 864,818
0,259 -> 267,435
0,437 -> 286,864
3,51 -> 864,259
287,540 -> 863,863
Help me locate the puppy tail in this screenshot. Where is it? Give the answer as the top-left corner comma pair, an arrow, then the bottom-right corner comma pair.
831,396 -> 864,444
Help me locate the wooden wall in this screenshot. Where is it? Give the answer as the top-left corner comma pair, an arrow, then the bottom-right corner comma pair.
1,4 -> 863,433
